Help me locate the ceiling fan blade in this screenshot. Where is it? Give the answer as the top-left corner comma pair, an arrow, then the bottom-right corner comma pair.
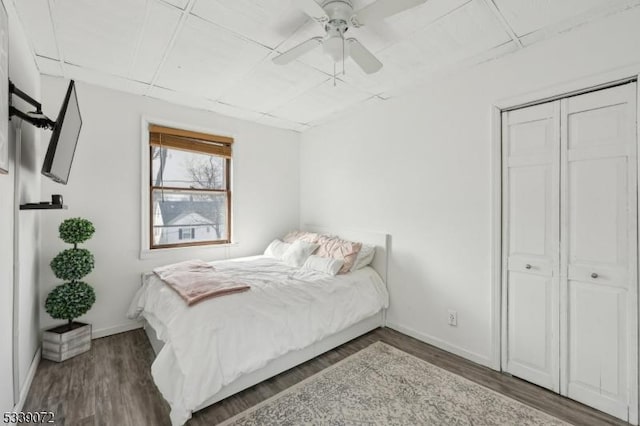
347,39 -> 383,74
273,37 -> 323,65
297,0 -> 329,22
354,0 -> 427,25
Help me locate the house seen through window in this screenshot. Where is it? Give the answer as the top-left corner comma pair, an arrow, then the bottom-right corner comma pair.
149,125 -> 232,249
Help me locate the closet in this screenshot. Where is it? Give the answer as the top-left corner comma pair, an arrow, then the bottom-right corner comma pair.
502,81 -> 638,422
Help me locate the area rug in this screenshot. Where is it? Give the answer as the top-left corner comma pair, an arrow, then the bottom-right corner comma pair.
220,342 -> 570,426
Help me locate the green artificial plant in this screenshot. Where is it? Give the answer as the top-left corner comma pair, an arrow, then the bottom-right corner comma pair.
45,218 -> 96,325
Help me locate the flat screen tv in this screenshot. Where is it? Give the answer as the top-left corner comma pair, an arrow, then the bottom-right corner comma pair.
41,80 -> 82,184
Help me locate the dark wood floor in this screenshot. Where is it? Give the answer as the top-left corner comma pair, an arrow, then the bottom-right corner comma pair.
22,327 -> 626,426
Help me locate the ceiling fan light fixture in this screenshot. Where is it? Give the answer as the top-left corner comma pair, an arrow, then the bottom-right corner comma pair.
323,35 -> 349,62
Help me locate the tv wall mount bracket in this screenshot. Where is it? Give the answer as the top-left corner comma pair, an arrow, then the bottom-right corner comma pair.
8,79 -> 55,130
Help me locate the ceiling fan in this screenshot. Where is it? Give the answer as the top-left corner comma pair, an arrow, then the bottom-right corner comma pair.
273,0 -> 427,75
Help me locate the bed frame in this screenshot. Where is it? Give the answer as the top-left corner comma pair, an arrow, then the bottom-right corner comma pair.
143,226 -> 390,414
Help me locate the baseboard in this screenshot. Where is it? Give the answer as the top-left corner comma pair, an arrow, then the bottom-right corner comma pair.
91,321 -> 143,339
386,321 -> 492,368
12,348 -> 40,414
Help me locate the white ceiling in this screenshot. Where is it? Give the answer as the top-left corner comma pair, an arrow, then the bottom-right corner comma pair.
11,0 -> 640,132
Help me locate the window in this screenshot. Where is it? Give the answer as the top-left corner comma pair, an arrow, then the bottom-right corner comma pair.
178,228 -> 195,240
149,125 -> 232,249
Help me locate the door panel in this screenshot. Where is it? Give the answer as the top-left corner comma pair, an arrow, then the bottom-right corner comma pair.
567,281 -> 628,417
502,101 -> 560,392
506,271 -> 555,387
568,103 -> 627,149
509,166 -> 549,256
560,82 -> 637,421
509,119 -> 553,154
568,157 -> 627,266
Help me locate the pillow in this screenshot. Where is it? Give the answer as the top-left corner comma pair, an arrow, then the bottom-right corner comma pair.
315,236 -> 362,274
351,244 -> 376,271
282,230 -> 320,243
282,240 -> 319,267
302,255 -> 344,276
264,239 -> 291,259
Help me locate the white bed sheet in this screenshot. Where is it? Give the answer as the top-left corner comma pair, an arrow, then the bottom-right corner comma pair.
127,255 -> 388,426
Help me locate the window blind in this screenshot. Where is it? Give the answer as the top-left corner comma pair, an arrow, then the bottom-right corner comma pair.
149,124 -> 233,158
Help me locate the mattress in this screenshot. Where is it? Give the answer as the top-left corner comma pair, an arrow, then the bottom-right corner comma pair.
127,255 -> 388,425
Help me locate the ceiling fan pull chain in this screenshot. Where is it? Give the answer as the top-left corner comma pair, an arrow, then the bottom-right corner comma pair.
342,32 -> 346,75
333,62 -> 337,87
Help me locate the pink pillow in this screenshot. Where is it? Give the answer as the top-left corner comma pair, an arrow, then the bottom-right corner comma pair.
315,236 -> 362,274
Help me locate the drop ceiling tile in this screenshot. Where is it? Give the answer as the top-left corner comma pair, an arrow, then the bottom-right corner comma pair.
54,0 -> 147,77
270,79 -> 373,124
35,55 -> 63,76
218,57 -> 329,113
257,114 -> 309,132
276,21 -> 325,57
160,0 -> 189,10
129,1 -> 181,83
148,85 -> 216,111
64,63 -> 150,96
371,32 -> 442,75
191,0 -> 305,49
207,101 -> 266,122
518,0 -> 640,47
155,15 -> 271,100
149,86 -> 265,122
336,58 -> 426,95
356,0 -> 471,42
387,0 -> 510,72
493,0 -> 620,37
383,40 -> 518,98
14,0 -> 59,59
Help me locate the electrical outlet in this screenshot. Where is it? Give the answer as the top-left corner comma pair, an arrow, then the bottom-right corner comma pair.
448,310 -> 457,326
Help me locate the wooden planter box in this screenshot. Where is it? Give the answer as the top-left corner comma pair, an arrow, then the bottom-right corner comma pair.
42,322 -> 91,362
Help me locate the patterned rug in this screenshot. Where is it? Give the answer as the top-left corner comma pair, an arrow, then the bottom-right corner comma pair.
220,342 -> 570,426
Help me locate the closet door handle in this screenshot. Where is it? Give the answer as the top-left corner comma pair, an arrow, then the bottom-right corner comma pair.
591,273 -> 598,279
525,264 -> 532,270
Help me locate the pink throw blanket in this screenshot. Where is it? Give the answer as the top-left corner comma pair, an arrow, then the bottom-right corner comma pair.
153,260 -> 250,306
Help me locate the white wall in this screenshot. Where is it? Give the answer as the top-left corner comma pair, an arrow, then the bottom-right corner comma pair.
39,78 -> 300,336
0,0 -> 41,412
300,8 -> 640,366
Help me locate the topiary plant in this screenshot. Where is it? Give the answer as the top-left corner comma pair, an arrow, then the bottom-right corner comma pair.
45,218 -> 96,325
59,218 -> 95,246
45,281 -> 95,322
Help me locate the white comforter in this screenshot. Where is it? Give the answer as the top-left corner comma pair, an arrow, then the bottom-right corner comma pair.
127,255 -> 388,425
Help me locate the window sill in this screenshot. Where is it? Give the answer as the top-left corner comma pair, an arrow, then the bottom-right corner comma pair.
139,242 -> 240,261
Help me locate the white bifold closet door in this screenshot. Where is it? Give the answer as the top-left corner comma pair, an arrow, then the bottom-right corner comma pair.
502,101 -> 561,392
502,82 -> 638,423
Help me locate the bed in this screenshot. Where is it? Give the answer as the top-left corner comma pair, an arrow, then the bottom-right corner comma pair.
127,227 -> 390,426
